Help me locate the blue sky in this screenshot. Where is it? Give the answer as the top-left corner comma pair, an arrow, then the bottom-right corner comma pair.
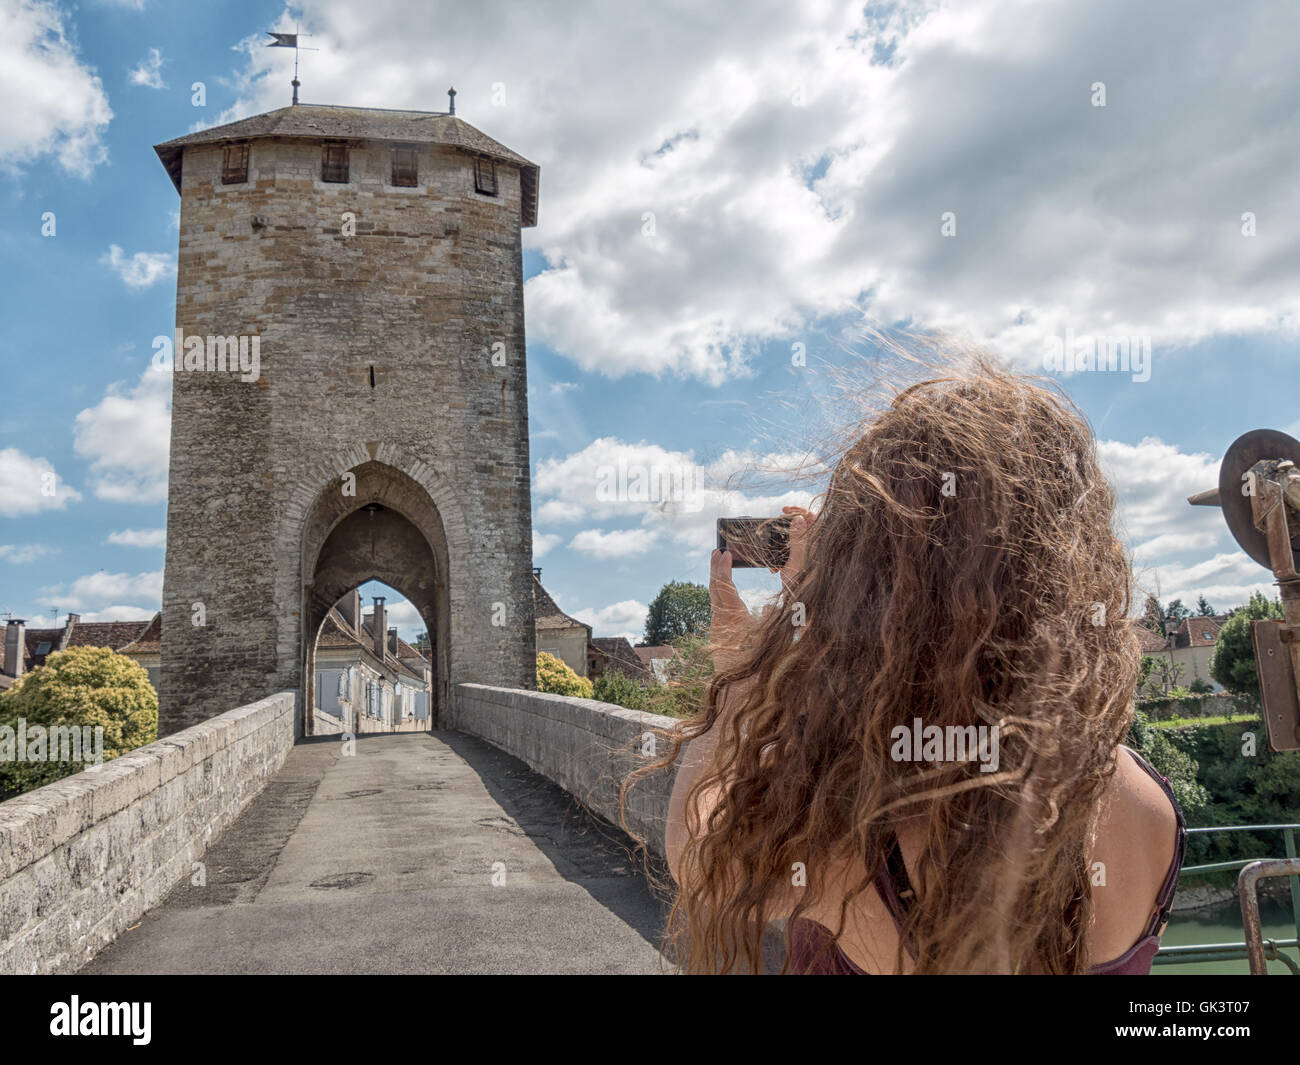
3,0 -> 1300,643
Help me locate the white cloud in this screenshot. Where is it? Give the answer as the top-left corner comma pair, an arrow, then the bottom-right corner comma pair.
532,530 -> 561,558
572,599 -> 649,641
536,437 -> 813,560
1098,438 -> 1223,544
208,1 -> 1300,382
73,368 -> 171,503
100,244 -> 176,289
1130,531 -> 1220,563
0,448 -> 82,516
128,47 -> 165,90
569,527 -> 659,559
0,0 -> 113,176
78,605 -> 156,622
39,569 -> 163,612
537,499 -> 585,524
106,528 -> 166,548
0,544 -> 53,564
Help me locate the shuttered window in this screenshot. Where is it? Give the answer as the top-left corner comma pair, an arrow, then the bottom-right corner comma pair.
474,156 -> 497,196
322,142 -> 349,183
222,143 -> 249,184
391,146 -> 418,186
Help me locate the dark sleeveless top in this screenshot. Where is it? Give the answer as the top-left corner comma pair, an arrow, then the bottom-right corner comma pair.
789,746 -> 1187,975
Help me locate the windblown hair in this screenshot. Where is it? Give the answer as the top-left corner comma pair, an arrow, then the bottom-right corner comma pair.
628,344 -> 1139,974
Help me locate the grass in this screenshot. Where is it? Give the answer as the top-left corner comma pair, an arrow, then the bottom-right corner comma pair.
1154,714 -> 1261,729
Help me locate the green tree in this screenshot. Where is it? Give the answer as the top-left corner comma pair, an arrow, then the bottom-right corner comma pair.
592,670 -> 645,710
644,581 -> 711,646
536,652 -> 593,698
1195,596 -> 1215,617
1164,598 -> 1190,630
1147,657 -> 1186,697
1139,594 -> 1166,635
0,646 -> 158,798
1209,591 -> 1284,697
1125,706 -> 1211,824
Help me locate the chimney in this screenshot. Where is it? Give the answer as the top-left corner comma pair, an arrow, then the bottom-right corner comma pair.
388,626 -> 398,656
3,619 -> 25,679
59,613 -> 79,649
337,590 -> 361,630
372,596 -> 386,661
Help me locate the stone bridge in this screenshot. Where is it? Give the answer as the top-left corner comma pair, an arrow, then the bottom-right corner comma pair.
0,687 -> 680,974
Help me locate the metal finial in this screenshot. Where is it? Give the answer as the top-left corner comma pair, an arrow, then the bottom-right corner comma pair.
448,87 -> 456,115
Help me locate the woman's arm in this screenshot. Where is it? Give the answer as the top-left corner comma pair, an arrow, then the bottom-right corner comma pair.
665,510 -> 814,885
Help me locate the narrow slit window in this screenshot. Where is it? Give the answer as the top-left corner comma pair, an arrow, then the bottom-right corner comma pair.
322,142 -> 350,183
391,146 -> 418,187
222,143 -> 249,184
474,156 -> 498,196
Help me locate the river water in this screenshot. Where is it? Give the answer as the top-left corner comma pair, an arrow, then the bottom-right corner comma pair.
1155,898 -> 1298,975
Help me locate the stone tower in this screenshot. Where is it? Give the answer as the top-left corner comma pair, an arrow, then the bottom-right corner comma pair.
154,102 -> 539,735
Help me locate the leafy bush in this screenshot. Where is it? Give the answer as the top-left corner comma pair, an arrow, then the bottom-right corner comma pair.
641,634 -> 714,719
592,670 -> 645,710
1125,705 -> 1211,825
0,646 -> 158,799
535,652 -> 593,698
1188,678 -> 1213,694
1159,716 -> 1300,887
1210,592 -> 1284,696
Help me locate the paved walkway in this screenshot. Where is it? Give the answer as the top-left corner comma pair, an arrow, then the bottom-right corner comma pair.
82,732 -> 669,974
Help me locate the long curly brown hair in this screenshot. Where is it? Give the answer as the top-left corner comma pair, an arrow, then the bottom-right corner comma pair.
628,346 -> 1139,974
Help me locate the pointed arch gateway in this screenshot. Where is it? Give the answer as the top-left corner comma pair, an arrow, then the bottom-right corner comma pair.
299,448 -> 463,731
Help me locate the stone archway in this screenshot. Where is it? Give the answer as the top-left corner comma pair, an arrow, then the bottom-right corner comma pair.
299,456 -> 455,731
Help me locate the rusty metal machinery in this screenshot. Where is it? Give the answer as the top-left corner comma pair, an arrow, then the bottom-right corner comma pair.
1188,428 -> 1300,753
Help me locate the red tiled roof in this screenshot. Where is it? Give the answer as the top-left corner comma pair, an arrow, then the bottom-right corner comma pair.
316,609 -> 424,681
534,574 -> 589,633
1131,622 -> 1169,653
67,620 -> 152,650
634,645 -> 677,666
120,613 -> 162,654
591,636 -> 651,681
1170,616 -> 1225,649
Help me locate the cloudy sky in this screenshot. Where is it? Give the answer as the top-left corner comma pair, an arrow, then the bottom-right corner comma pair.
3,0 -> 1299,643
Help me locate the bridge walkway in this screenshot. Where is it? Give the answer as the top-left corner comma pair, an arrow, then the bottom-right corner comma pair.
81,732 -> 668,974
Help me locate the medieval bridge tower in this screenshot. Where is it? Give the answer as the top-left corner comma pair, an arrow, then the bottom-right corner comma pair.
154,101 -> 539,734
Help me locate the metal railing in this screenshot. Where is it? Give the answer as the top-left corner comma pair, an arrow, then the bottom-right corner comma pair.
1152,823 -> 1300,973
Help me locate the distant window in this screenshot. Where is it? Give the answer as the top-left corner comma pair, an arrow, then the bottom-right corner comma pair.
35,642 -> 52,655
474,156 -> 497,196
1202,631 -> 1213,640
222,143 -> 249,184
322,142 -> 350,183
391,146 -> 418,187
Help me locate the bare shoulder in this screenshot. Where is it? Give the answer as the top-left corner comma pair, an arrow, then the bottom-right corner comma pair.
1088,746 -> 1179,958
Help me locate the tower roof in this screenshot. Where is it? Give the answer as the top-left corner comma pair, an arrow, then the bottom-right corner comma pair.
154,103 -> 538,226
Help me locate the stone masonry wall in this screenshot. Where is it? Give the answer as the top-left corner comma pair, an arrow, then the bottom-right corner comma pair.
161,133 -> 534,734
0,692 -> 295,974
454,684 -> 679,858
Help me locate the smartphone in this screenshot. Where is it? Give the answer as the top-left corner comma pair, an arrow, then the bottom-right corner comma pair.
716,515 -> 792,568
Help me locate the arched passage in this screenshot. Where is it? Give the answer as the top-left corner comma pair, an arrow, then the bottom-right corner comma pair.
300,461 -> 452,732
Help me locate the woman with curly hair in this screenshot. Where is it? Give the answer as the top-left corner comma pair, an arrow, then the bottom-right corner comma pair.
649,352 -> 1185,974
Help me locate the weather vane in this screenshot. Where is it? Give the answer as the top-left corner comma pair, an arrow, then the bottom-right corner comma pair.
267,26 -> 319,106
